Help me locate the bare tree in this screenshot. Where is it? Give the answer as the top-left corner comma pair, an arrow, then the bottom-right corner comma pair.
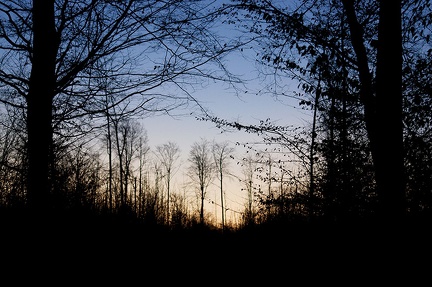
0,0 -> 244,214
188,138 -> 214,226
212,140 -> 234,231
154,141 -> 180,225
135,134 -> 150,218
0,111 -> 26,206
110,118 -> 143,214
241,154 -> 258,226
55,143 -> 102,210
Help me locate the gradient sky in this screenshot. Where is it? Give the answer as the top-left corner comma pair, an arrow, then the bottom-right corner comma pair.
138,3 -> 313,224
141,64 -> 312,224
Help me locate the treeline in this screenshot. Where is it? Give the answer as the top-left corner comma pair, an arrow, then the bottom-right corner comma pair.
0,113 -> 240,230
0,0 -> 432,234
0,112 -> 304,231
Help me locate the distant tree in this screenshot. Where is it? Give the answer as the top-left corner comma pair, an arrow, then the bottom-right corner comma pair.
0,0 -> 243,214
110,118 -> 143,214
154,141 -> 181,225
135,134 -> 150,218
0,111 -> 26,207
241,154 -> 258,226
54,143 -> 102,211
169,192 -> 190,229
188,138 -> 214,226
212,140 -> 234,231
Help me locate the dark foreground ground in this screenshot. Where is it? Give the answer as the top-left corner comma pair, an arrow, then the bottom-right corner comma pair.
1,208 -> 431,284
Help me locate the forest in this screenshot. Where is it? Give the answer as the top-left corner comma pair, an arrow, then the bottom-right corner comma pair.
0,0 -> 431,256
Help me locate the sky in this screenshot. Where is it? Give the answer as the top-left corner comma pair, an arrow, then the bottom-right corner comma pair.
141,53 -> 313,225
135,0 -> 314,225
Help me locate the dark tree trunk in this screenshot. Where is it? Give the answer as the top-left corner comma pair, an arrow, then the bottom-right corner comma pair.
375,0 -> 405,221
200,187 -> 205,225
27,0 -> 58,214
343,0 -> 405,222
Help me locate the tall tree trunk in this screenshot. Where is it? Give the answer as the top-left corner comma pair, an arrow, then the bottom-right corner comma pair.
104,92 -> 115,212
167,169 -> 171,226
308,79 -> 321,219
219,166 -> 224,232
342,0 -> 405,222
200,186 -> 205,225
27,0 -> 58,214
375,0 -> 405,221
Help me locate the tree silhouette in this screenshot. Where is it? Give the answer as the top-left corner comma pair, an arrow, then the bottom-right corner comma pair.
187,138 -> 214,226
342,0 -> 404,222
0,0 -> 243,215
111,118 -> 143,214
26,0 -> 58,214
210,0 -> 428,223
154,141 -> 181,225
0,0 -> 431,241
241,154 -> 258,227
212,140 -> 234,231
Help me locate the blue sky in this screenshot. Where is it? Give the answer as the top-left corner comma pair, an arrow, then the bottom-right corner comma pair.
137,1 -> 313,223
141,53 -> 312,224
